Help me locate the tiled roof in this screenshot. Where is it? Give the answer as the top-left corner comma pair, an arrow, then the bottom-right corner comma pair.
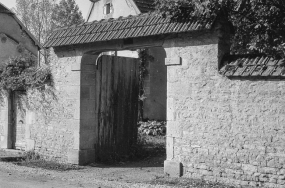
134,0 -> 155,13
220,54 -> 285,77
44,13 -> 215,48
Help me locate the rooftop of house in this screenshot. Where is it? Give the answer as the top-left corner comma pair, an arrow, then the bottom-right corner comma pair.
220,54 -> 285,77
44,12 -> 216,48
0,3 -> 41,49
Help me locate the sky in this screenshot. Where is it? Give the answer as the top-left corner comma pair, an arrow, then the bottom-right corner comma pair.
0,0 -> 91,20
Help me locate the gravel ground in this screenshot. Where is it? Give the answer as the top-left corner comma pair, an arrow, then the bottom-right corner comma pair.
0,160 -> 242,188
0,142 -> 240,188
0,161 -> 169,188
0,140 -> 171,188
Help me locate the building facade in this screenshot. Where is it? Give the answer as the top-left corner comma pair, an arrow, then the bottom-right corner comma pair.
0,3 -> 41,151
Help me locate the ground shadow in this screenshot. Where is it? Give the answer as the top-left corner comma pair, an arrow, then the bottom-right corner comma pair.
88,134 -> 166,169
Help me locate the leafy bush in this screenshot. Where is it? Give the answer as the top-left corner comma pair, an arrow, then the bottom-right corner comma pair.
138,121 -> 166,136
0,53 -> 57,119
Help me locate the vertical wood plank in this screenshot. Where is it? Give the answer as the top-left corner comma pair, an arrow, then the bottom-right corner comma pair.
94,55 -> 139,162
100,56 -> 108,159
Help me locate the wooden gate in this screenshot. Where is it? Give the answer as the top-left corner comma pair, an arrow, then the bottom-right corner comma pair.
94,55 -> 139,162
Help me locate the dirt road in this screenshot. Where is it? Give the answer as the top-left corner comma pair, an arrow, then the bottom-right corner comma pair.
0,169 -> 90,188
0,158 -> 169,188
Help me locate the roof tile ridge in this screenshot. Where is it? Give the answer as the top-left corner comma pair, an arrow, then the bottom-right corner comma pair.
54,22 -> 85,31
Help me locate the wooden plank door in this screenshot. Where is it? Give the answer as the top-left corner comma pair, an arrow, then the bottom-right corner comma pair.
94,55 -> 139,162
11,91 -> 26,150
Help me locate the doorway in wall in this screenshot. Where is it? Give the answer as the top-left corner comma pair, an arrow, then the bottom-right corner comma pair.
10,91 -> 26,150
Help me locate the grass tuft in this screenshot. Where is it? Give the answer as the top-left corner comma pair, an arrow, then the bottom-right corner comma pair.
14,151 -> 83,171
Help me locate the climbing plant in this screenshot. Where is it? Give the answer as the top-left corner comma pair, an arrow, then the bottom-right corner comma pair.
137,49 -> 154,121
0,53 -> 57,118
155,0 -> 285,58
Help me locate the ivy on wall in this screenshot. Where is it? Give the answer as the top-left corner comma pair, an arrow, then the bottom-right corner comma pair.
0,53 -> 57,119
137,48 -> 154,121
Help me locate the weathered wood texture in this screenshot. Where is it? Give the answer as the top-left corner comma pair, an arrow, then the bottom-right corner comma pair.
94,55 -> 139,162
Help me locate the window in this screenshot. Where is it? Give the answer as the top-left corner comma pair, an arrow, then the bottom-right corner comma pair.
104,3 -> 111,14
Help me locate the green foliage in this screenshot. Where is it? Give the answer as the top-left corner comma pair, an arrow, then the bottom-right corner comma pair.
0,54 -> 57,119
15,0 -> 55,45
155,0 -> 285,58
52,0 -> 84,28
138,49 -> 154,100
231,0 -> 285,57
137,49 -> 154,120
138,121 -> 166,136
0,56 -> 48,91
154,0 -> 211,19
15,0 -> 84,45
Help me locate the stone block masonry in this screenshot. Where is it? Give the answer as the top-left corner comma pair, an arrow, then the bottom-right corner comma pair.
27,49 -> 81,162
163,31 -> 285,187
27,49 -> 97,164
0,98 -> 10,149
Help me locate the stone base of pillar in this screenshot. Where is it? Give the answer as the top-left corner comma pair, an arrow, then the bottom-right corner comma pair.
164,160 -> 183,177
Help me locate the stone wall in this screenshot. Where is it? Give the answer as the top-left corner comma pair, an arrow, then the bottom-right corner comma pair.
26,50 -> 97,164
163,32 -> 285,187
27,49 -> 81,162
0,97 -> 10,149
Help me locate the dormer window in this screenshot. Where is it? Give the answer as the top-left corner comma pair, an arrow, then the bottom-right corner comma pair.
104,3 -> 112,14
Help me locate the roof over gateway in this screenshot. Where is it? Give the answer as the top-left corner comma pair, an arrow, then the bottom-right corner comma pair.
0,3 -> 42,49
44,13 -> 216,48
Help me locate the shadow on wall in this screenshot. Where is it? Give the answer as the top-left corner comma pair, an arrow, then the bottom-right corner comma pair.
143,47 -> 167,121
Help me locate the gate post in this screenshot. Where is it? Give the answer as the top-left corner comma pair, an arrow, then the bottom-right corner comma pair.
67,52 -> 97,165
